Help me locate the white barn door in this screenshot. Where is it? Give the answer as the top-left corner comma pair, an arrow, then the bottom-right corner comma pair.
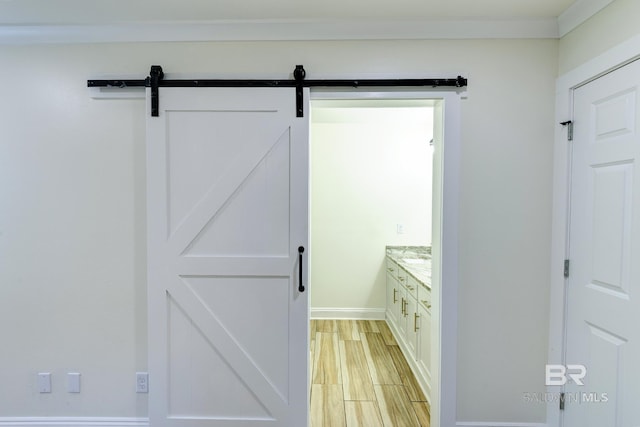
146,87 -> 309,427
564,59 -> 640,426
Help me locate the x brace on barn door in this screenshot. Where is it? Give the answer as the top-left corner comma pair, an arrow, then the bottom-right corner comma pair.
87,65 -> 468,118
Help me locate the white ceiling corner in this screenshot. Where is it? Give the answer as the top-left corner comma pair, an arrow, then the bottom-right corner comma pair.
558,0 -> 616,37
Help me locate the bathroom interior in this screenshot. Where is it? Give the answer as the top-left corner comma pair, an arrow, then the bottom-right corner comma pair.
308,98 -> 435,424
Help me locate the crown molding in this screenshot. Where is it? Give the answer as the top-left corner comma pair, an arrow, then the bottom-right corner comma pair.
0,0 -> 618,45
558,0 -> 615,37
0,18 -> 560,44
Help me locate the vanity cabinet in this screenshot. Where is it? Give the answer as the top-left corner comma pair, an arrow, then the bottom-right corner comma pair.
385,254 -> 432,403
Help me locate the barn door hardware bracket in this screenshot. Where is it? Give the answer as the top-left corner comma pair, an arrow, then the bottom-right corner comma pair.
560,120 -> 573,141
294,65 -> 306,118
148,65 -> 164,117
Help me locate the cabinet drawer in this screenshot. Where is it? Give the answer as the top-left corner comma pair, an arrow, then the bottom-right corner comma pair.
386,257 -> 409,284
406,275 -> 419,299
419,284 -> 432,311
386,258 -> 399,277
396,265 -> 409,287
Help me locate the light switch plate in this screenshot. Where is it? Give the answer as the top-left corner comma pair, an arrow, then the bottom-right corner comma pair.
67,373 -> 81,393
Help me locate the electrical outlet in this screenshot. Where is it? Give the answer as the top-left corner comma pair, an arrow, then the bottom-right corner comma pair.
37,373 -> 51,393
397,223 -> 405,234
136,372 -> 148,393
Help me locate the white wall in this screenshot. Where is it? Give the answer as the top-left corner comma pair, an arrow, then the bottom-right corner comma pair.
0,39 -> 557,424
559,0 -> 640,74
0,47 -> 148,418
310,105 -> 433,311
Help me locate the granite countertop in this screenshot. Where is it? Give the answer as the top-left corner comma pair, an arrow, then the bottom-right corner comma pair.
386,245 -> 432,288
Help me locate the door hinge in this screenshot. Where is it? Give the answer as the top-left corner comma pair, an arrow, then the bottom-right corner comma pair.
564,259 -> 570,278
560,120 -> 573,141
559,392 -> 566,410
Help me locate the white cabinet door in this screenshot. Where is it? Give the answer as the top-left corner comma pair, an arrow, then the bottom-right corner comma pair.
386,272 -> 398,325
398,285 -> 409,337
147,87 -> 309,427
406,295 -> 418,358
395,283 -> 405,330
386,259 -> 401,326
417,305 -> 432,390
564,59 -> 640,426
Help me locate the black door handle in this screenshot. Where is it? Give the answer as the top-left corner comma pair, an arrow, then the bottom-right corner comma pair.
298,246 -> 305,292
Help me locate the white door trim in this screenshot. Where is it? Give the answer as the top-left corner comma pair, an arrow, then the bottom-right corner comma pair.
310,89 -> 462,427
548,34 -> 640,426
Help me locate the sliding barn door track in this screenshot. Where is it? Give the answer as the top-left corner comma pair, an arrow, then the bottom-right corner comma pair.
88,65 -> 468,118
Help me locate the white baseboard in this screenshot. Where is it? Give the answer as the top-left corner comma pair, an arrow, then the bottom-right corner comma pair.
456,422 -> 548,427
310,307 -> 385,320
0,418 -> 149,427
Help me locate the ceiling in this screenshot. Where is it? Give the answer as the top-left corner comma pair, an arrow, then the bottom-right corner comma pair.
0,0 -> 577,25
0,0 -> 614,43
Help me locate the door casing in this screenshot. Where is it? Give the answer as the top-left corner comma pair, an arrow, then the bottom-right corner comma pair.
549,34 -> 640,426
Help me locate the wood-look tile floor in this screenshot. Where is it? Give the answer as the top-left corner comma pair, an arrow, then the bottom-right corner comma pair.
310,319 -> 430,427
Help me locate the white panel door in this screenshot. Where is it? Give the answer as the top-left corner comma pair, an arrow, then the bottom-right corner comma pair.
146,87 -> 309,427
564,59 -> 640,426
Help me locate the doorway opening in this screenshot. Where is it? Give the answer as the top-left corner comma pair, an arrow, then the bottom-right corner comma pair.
307,93 -> 456,426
